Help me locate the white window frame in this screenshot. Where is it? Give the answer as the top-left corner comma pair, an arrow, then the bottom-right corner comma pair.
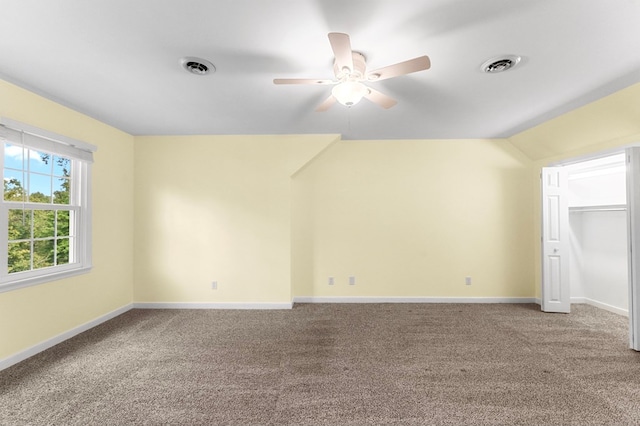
0,118 -> 96,293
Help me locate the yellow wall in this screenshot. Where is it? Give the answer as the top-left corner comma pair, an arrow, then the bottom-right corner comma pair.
133,135 -> 337,304
508,81 -> 640,298
510,82 -> 640,161
134,135 -> 534,303
292,139 -> 534,298
0,81 -> 135,360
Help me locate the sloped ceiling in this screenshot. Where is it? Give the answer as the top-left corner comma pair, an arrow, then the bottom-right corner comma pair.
1,0 -> 640,140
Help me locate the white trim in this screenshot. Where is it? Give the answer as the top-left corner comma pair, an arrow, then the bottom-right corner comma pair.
292,296 -> 537,304
0,265 -> 92,294
627,147 -> 640,349
0,117 -> 97,155
546,145 -> 640,167
133,302 -> 294,310
571,297 -> 628,317
79,160 -> 93,268
0,304 -> 132,371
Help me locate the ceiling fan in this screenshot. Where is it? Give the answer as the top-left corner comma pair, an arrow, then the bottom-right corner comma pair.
273,32 -> 430,111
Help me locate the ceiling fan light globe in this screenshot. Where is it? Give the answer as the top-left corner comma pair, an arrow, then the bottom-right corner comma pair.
332,81 -> 368,107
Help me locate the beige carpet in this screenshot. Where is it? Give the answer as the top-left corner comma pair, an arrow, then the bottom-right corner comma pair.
1,303 -> 639,425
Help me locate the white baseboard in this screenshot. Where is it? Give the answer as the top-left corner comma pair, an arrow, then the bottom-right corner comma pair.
572,297 -> 628,317
0,303 -> 133,372
292,296 -> 537,304
133,302 -> 293,310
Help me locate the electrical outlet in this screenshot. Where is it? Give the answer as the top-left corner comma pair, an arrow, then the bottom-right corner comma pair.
328,277 -> 334,285
349,276 -> 356,285
211,281 -> 218,290
465,276 -> 472,286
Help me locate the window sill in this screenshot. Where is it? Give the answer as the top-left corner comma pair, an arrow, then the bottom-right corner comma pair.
0,265 -> 92,294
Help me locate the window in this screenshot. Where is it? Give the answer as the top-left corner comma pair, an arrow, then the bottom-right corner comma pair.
0,119 -> 96,292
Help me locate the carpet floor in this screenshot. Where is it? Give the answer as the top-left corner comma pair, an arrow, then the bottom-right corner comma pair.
1,303 -> 639,425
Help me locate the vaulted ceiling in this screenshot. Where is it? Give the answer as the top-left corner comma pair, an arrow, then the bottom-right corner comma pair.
2,1 -> 640,140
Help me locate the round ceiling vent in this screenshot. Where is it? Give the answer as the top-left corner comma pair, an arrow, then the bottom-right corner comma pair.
180,57 -> 215,75
481,55 -> 521,73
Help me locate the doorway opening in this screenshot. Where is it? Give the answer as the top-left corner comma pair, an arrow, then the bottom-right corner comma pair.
542,147 -> 640,350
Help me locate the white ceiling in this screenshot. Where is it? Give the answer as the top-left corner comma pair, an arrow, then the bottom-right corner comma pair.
2,0 -> 640,140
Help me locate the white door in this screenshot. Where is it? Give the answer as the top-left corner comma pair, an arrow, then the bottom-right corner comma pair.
626,148 -> 640,350
541,167 -> 570,313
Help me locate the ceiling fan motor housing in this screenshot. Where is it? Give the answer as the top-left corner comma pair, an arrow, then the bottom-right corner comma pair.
334,52 -> 367,80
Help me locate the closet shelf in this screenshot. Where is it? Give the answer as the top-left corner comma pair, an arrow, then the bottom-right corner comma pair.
569,204 -> 626,213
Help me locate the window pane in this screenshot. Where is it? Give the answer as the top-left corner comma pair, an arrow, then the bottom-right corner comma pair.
28,150 -> 52,174
53,156 -> 70,178
8,209 -> 31,240
8,241 -> 31,273
4,143 -> 24,169
4,170 -> 25,202
56,238 -> 70,265
53,177 -> 70,205
33,239 -> 54,269
56,210 -> 70,237
33,210 -> 55,238
29,173 -> 51,203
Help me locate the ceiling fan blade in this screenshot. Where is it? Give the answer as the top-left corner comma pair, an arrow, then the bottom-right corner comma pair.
328,32 -> 354,74
273,78 -> 334,85
368,56 -> 431,81
316,95 -> 336,112
364,87 -> 397,109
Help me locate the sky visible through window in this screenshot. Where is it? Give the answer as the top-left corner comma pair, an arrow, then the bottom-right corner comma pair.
4,144 -> 68,196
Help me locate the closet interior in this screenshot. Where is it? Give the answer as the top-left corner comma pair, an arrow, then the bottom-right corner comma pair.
567,153 -> 628,316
